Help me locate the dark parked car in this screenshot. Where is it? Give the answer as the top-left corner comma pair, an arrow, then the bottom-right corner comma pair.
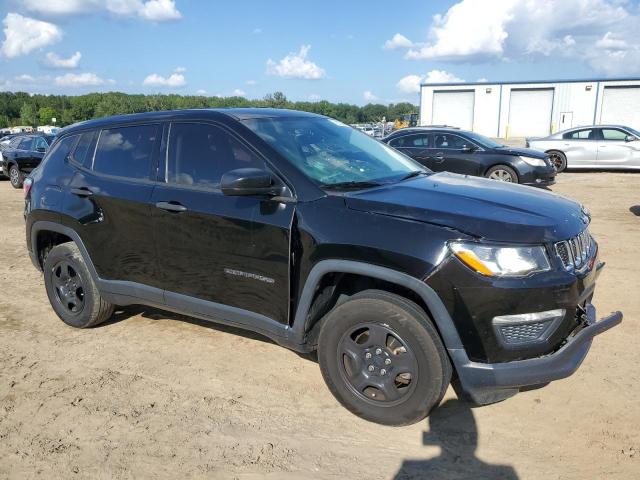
25,109 -> 621,425
1,133 -> 55,187
383,127 -> 557,187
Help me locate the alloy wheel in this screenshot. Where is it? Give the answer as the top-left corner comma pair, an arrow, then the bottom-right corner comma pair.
9,167 -> 20,187
489,169 -> 514,182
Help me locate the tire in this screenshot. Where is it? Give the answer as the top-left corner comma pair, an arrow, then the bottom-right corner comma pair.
317,289 -> 452,426
8,164 -> 23,189
547,150 -> 567,173
486,164 -> 519,183
43,242 -> 114,328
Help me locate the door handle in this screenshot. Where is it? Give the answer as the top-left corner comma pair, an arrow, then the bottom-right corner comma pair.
70,187 -> 93,197
434,153 -> 445,163
155,201 -> 187,213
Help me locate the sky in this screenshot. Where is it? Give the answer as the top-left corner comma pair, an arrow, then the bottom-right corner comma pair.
0,0 -> 639,105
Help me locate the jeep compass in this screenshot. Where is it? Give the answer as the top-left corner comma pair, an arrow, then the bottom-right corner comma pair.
24,109 -> 622,426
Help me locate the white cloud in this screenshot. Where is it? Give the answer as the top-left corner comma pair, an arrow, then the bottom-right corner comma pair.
44,51 -> 81,68
245,79 -> 257,85
253,28 -> 262,34
139,0 -> 181,21
383,33 -> 414,50
1,13 -> 62,58
389,0 -> 640,75
476,77 -> 488,82
143,73 -> 185,87
231,89 -> 246,96
22,0 -> 181,22
266,45 -> 326,80
196,89 -> 206,95
55,72 -> 105,87
363,90 -> 378,102
15,74 -> 36,83
308,94 -> 321,101
174,66 -> 186,73
397,70 -> 464,94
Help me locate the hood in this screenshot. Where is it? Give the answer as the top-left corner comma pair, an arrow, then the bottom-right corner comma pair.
494,146 -> 547,159
345,172 -> 588,243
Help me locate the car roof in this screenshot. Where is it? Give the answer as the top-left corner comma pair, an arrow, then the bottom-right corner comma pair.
61,108 -> 324,135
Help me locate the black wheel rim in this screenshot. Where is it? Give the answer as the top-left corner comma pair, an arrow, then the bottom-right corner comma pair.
337,323 -> 418,406
51,260 -> 85,315
549,153 -> 564,170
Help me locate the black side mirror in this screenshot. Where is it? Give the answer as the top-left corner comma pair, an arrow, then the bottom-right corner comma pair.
221,168 -> 282,197
461,144 -> 476,152
625,135 -> 637,143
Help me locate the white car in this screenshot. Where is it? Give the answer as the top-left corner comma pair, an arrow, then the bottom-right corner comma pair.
527,125 -> 640,172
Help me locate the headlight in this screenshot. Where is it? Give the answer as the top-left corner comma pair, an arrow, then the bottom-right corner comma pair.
450,242 -> 551,277
519,155 -> 546,167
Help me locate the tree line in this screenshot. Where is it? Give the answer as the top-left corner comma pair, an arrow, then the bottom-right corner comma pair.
0,91 -> 417,128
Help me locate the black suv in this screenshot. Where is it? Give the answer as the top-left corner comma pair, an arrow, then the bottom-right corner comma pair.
24,109 -> 621,426
383,127 -> 556,187
1,133 -> 54,188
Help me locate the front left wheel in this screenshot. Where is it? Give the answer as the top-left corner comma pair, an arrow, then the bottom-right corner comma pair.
317,290 -> 451,426
44,242 -> 114,328
8,164 -> 23,188
486,164 -> 518,183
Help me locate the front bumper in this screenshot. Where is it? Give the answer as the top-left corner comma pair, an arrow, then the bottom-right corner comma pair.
452,305 -> 622,404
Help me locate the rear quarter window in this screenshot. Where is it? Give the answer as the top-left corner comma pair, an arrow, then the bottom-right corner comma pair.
93,124 -> 159,179
40,135 -> 79,169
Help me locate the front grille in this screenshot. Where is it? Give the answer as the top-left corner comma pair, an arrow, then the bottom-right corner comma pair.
554,229 -> 594,271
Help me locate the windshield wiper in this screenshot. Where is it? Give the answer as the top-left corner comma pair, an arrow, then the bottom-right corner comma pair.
400,170 -> 429,181
320,180 -> 382,191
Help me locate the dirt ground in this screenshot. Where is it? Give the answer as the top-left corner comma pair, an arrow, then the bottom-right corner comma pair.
0,172 -> 638,479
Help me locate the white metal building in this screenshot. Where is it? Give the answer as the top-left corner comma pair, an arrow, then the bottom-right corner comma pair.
419,78 -> 640,138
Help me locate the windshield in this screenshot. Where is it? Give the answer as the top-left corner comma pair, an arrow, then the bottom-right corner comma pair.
243,116 -> 427,187
463,131 -> 504,149
627,127 -> 640,137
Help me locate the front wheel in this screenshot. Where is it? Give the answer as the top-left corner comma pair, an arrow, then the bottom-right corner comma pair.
317,290 -> 451,426
8,164 -> 23,188
486,164 -> 518,183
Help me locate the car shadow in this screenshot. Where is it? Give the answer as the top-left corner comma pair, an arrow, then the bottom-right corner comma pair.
629,205 -> 640,216
99,305 -> 317,363
394,399 -> 518,480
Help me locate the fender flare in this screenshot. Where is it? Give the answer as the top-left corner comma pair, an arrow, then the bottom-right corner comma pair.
290,259 -> 464,352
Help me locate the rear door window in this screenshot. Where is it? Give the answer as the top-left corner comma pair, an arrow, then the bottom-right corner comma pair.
564,129 -> 597,140
34,136 -> 49,151
93,124 -> 159,179
70,131 -> 98,166
389,134 -> 430,148
166,122 -> 265,188
41,135 -> 79,167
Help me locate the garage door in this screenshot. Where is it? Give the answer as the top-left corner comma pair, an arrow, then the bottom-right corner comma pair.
508,88 -> 554,137
432,90 -> 474,130
600,86 -> 640,130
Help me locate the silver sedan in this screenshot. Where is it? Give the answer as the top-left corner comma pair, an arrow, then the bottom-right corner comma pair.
527,125 -> 640,172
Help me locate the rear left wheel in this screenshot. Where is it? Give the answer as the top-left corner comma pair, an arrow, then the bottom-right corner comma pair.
44,242 -> 114,328
317,289 -> 451,426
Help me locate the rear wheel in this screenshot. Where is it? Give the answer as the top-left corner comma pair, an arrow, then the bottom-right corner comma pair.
44,242 -> 114,328
547,151 -> 567,172
8,164 -> 23,188
318,290 -> 451,426
486,164 -> 518,183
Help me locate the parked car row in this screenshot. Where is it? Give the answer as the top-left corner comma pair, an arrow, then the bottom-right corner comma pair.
21,108 -> 621,426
